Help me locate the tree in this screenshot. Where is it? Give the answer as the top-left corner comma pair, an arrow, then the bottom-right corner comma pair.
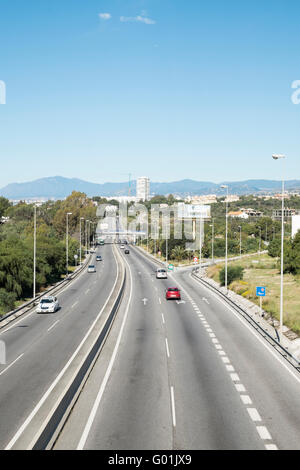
0,197 -> 11,218
219,265 -> 244,286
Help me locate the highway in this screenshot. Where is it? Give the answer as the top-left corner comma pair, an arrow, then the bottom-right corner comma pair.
0,244 -> 118,450
54,246 -> 300,450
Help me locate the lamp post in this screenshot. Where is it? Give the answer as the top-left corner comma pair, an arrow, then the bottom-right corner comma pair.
259,227 -> 262,253
199,217 -> 203,275
238,225 -> 242,258
66,212 -> 72,277
210,219 -> 215,264
80,217 -> 84,265
272,153 -> 286,341
85,220 -> 90,254
220,185 -> 229,292
33,205 -> 37,299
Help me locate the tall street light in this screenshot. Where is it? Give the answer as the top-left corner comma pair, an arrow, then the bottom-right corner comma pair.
210,219 -> 215,264
33,205 -> 37,299
238,225 -> 242,258
85,220 -> 90,254
66,212 -> 72,277
272,153 -> 286,342
220,185 -> 229,292
80,217 -> 84,265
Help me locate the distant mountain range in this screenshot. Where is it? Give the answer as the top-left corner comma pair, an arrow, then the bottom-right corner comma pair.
1,176 -> 300,200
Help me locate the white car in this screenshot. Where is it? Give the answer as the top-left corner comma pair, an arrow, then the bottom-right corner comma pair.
120,245 -> 125,249
36,296 -> 59,313
156,268 -> 168,279
87,265 -> 96,273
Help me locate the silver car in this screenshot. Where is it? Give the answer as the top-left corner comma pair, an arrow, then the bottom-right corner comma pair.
87,265 -> 96,273
156,268 -> 168,279
36,296 -> 59,313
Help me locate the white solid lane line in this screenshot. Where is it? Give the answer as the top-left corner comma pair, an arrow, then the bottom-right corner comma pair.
5,248 -> 119,450
189,273 -> 300,385
170,386 -> 176,428
77,254 -> 133,450
0,354 -> 24,377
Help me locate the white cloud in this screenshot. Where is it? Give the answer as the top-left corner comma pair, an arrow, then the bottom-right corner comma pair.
120,14 -> 156,25
99,13 -> 111,20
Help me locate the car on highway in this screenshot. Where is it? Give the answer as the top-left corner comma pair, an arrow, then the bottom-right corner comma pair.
87,265 -> 96,273
36,296 -> 59,313
156,268 -> 167,279
120,244 -> 125,249
166,287 -> 181,300
124,249 -> 130,254
96,255 -> 102,261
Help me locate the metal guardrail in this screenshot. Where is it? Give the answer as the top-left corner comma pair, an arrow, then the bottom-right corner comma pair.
191,271 -> 300,372
0,253 -> 92,326
7,244 -> 126,450
35,261 -> 126,450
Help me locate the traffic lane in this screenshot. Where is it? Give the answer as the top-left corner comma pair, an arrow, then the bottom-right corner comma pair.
0,245 -> 112,368
81,248 -> 173,450
161,295 -> 265,450
131,249 -> 265,449
175,270 -> 300,450
0,245 -> 118,449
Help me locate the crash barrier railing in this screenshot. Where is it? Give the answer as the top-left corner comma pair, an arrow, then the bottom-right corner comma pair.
191,270 -> 300,372
0,252 -> 93,326
8,245 -> 126,450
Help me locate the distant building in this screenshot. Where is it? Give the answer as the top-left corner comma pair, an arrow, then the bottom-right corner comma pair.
228,211 -> 249,219
107,196 -> 137,203
240,208 -> 263,218
273,208 -> 297,220
292,215 -> 300,238
185,194 -> 218,205
136,177 -> 150,202
225,195 -> 240,203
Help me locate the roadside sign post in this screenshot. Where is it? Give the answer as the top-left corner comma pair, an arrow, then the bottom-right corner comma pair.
168,264 -> 174,272
256,286 -> 266,317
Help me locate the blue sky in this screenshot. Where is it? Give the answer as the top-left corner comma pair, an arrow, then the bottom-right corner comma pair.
0,0 -> 299,187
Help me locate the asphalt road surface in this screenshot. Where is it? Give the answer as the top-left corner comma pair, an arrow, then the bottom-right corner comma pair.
54,246 -> 300,450
0,244 -> 117,450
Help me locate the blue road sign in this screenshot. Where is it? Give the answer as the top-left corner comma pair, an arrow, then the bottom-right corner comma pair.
256,286 -> 266,297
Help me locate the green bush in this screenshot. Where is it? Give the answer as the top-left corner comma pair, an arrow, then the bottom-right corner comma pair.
0,288 -> 17,314
219,265 -> 244,286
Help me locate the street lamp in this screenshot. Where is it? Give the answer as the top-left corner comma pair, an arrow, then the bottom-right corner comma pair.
220,185 -> 229,292
66,212 -> 72,277
85,220 -> 90,254
33,205 -> 37,299
238,225 -> 242,258
80,217 -> 84,265
210,219 -> 215,264
272,153 -> 286,341
259,227 -> 262,253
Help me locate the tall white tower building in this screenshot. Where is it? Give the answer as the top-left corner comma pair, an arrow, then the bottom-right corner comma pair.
136,177 -> 150,201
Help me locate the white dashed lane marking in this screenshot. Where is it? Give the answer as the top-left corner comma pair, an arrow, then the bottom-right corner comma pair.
185,292 -> 278,450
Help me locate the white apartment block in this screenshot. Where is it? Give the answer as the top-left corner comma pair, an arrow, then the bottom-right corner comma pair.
136,177 -> 150,201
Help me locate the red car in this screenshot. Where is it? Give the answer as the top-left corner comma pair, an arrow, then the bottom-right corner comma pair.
166,287 -> 181,301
